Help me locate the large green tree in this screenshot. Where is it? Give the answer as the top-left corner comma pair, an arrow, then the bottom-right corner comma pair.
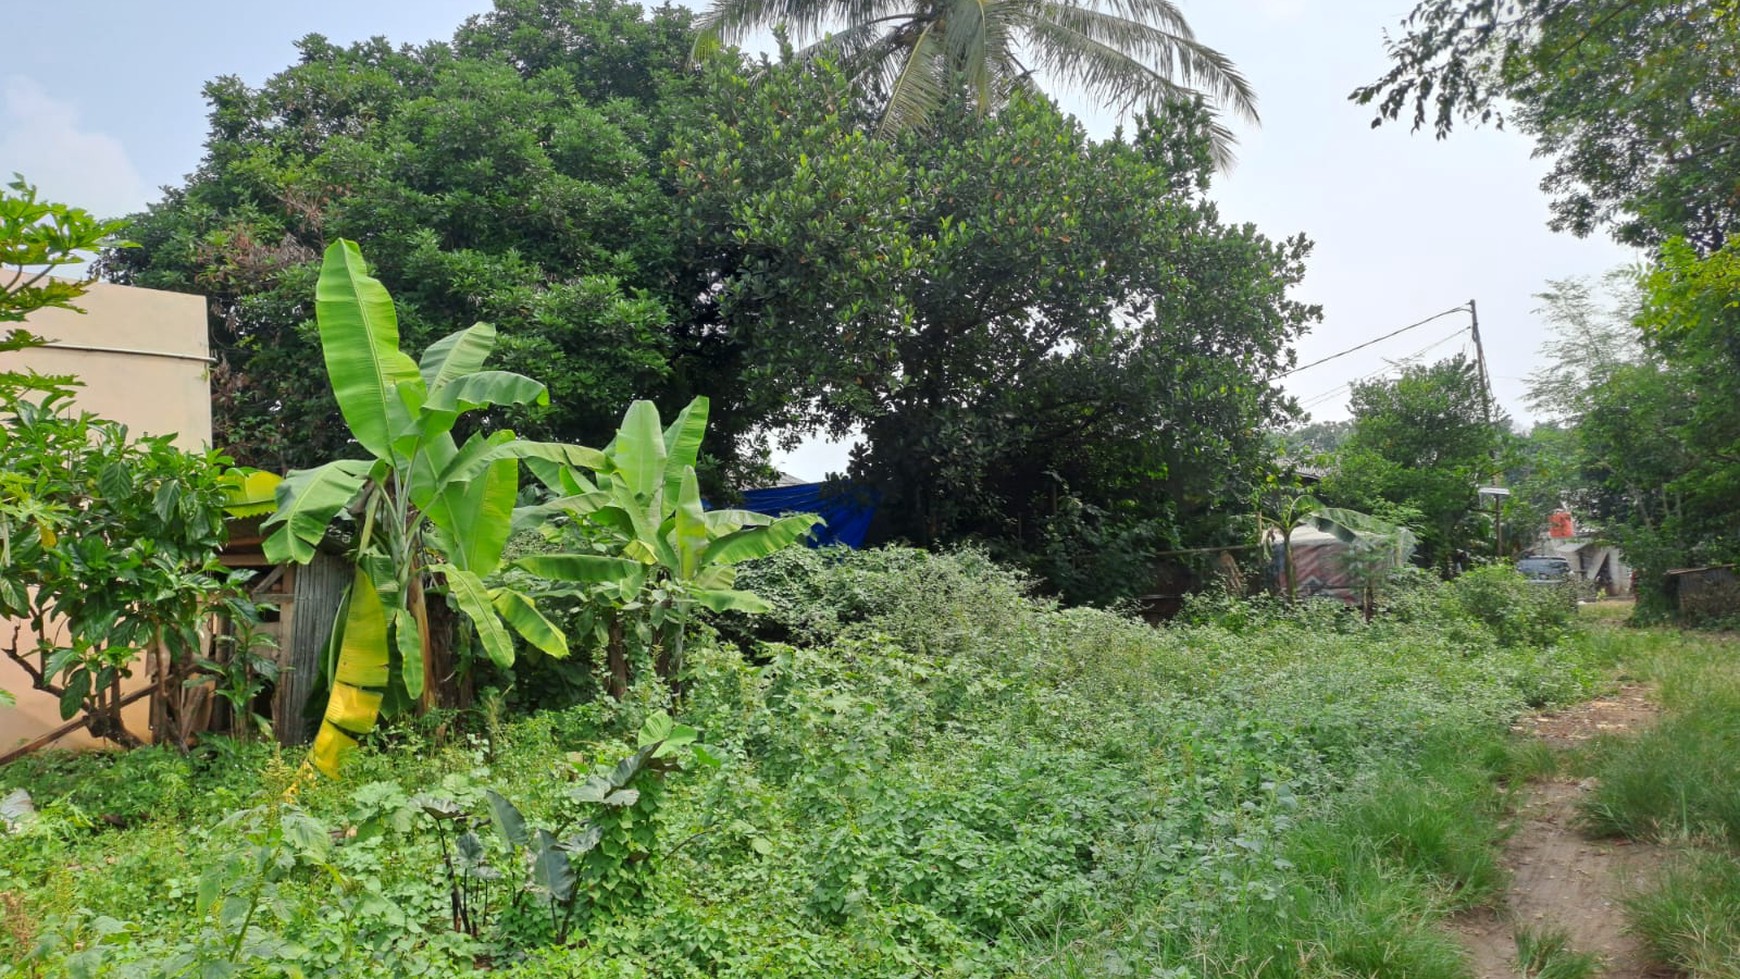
692,0 -> 1257,161
665,57 -> 1316,591
1320,355 -> 1500,570
108,1 -> 1316,603
1355,0 -> 1740,251
103,0 -> 689,471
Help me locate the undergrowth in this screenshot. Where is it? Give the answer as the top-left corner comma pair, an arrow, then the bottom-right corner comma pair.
1576,625 -> 1740,978
0,548 -> 1612,977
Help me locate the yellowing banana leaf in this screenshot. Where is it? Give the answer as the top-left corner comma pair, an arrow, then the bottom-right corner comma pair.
333,570 -> 391,689
219,469 -> 283,518
310,569 -> 392,778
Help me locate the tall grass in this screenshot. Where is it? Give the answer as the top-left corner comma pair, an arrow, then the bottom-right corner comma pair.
1577,624 -> 1740,979
1513,925 -> 1601,979
1625,851 -> 1740,977
1580,631 -> 1740,843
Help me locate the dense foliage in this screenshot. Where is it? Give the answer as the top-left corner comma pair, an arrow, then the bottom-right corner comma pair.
1314,354 -> 1500,570
0,549 -> 1607,976
105,0 -> 1317,603
0,178 -> 250,744
1355,0 -> 1740,251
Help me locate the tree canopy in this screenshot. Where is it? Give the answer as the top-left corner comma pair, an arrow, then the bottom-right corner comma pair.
106,0 -> 1315,603
1355,0 -> 1740,250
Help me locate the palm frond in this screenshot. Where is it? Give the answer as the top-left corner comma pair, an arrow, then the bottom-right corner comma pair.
794,16 -> 921,87
1034,2 -> 1257,122
693,0 -> 836,59
877,20 -> 950,136
1024,16 -> 1244,165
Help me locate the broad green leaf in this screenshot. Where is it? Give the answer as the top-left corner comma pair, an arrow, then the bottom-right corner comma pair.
672,467 -> 709,579
702,509 -> 771,537
694,564 -> 736,590
704,513 -> 821,566
485,789 -> 528,848
638,710 -> 674,745
315,239 -> 421,460
440,441 -> 606,490
418,323 -> 497,389
692,588 -> 773,613
515,553 -> 644,585
425,370 -> 549,414
392,606 -> 424,701
58,669 -> 89,720
490,588 -> 568,658
610,744 -> 657,789
510,491 -> 609,535
570,776 -> 613,803
261,459 -> 370,565
662,397 -> 709,503
426,432 -> 518,575
612,400 -> 666,500
435,565 -> 515,669
530,829 -> 576,905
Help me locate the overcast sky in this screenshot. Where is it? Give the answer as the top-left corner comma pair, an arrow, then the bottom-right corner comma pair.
1,0 -> 1635,477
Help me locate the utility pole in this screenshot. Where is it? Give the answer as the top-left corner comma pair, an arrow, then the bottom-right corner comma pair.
1468,299 -> 1495,432
1469,299 -> 1510,559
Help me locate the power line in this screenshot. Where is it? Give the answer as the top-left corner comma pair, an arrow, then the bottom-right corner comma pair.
1275,304 -> 1472,380
1296,325 -> 1474,411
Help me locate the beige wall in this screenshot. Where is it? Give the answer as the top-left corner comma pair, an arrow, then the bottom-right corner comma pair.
1,281 -> 210,753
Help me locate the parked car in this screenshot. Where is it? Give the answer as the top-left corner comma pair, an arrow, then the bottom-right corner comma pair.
1517,555 -> 1579,607
1516,556 -> 1572,581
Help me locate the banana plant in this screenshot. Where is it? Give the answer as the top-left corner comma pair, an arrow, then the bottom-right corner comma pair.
262,239 -> 619,777
519,396 -> 818,696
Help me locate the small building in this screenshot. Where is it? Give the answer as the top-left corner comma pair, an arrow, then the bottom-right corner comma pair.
1664,566 -> 1740,624
0,282 -> 211,755
1531,533 -> 1633,596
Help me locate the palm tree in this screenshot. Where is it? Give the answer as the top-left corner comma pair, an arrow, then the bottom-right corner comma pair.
691,0 -> 1258,164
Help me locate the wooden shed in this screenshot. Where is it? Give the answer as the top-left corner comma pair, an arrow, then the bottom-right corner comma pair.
1664,565 -> 1740,625
218,518 -> 348,745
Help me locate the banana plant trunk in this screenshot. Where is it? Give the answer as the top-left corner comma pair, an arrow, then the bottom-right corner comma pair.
606,612 -> 628,701
654,618 -> 685,689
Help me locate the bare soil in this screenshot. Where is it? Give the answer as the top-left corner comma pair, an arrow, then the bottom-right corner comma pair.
1451,687 -> 1672,978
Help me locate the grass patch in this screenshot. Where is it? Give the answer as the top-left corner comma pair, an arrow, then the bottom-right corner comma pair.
1580,629 -> 1740,843
1626,850 -> 1740,977
1514,925 -> 1601,979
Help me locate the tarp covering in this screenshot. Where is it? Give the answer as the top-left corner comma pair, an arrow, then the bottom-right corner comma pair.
1267,508 -> 1418,605
738,482 -> 879,549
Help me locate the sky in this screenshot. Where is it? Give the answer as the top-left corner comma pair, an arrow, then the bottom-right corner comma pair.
0,0 -> 1636,479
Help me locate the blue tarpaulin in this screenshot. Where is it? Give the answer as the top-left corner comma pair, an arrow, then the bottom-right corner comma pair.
738,482 -> 878,548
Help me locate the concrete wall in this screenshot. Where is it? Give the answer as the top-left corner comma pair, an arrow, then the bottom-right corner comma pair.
0,281 -> 210,753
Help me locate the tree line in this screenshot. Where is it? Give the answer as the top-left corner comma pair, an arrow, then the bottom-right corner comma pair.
101,0 -> 1317,604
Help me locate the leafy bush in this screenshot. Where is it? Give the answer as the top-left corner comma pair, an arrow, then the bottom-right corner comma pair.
0,547 -> 1608,977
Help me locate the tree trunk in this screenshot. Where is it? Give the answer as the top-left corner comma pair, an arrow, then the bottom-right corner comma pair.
606,612 -> 628,701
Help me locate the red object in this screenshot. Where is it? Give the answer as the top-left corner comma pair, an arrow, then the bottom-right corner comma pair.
1548,510 -> 1576,539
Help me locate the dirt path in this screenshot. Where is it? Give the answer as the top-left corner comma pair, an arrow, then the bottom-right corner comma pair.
1451,687 -> 1670,979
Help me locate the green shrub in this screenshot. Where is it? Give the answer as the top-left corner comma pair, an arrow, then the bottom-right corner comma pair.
0,547 -> 1607,977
